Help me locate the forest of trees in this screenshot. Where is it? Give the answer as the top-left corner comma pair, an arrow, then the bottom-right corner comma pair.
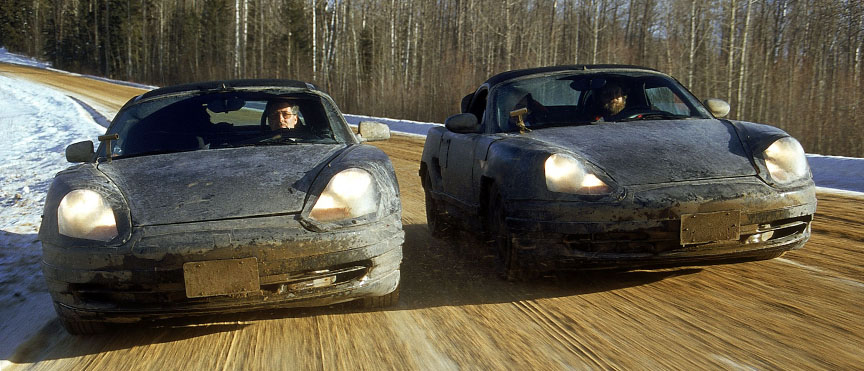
1,0 -> 862,157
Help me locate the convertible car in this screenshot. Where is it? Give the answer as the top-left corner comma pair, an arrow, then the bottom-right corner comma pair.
420,65 -> 816,279
40,80 -> 403,334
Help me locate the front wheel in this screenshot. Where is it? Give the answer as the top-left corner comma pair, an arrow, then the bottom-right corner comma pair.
486,187 -> 533,281
424,176 -> 453,238
53,302 -> 106,335
360,287 -> 400,308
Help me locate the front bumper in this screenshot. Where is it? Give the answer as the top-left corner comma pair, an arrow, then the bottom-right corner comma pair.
42,213 -> 403,322
502,177 -> 816,270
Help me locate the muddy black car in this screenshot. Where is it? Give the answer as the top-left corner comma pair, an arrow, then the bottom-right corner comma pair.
420,65 -> 816,279
40,80 -> 403,334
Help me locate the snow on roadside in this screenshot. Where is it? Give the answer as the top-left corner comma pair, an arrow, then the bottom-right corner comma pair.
806,155 -> 864,194
0,47 -> 51,69
0,76 -> 105,232
0,74 -> 106,361
344,113 -> 441,138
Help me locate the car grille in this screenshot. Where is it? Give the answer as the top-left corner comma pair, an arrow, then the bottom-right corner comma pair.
70,261 -> 371,306
559,215 -> 812,254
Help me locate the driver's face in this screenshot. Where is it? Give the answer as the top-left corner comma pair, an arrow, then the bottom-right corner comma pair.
269,103 -> 298,129
604,95 -> 626,115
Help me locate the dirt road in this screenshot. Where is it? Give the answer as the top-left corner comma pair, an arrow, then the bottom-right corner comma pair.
3,63 -> 863,369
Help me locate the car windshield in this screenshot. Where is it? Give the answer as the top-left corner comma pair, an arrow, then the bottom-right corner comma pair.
98,91 -> 353,159
491,71 -> 712,133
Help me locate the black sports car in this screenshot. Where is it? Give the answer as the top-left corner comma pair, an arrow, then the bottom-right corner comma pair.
39,80 -> 403,334
420,65 -> 816,279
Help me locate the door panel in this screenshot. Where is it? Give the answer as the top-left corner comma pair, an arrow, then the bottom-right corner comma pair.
439,131 -> 477,204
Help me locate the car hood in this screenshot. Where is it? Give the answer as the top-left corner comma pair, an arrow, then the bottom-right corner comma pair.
97,145 -> 345,226
523,119 -> 756,186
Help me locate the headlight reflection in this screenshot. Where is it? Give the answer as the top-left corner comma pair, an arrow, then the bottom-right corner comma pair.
310,168 -> 380,222
545,154 -> 610,195
763,137 -> 808,184
57,189 -> 118,242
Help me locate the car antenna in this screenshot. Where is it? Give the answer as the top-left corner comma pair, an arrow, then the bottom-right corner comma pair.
98,133 -> 120,162
509,108 -> 532,134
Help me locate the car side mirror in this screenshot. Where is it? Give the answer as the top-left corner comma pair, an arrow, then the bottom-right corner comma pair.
704,98 -> 730,118
357,121 -> 391,142
66,140 -> 95,163
444,113 -> 480,134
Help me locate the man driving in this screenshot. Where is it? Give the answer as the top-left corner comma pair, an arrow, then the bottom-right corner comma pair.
266,100 -> 302,130
593,83 -> 627,122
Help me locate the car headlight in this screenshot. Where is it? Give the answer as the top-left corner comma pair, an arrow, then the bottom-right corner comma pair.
545,153 -> 610,195
762,137 -> 808,184
57,189 -> 119,242
310,168 -> 380,222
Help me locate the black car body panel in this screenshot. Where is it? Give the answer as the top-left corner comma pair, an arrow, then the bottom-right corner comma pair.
96,145 -> 343,225
518,120 -> 757,185
420,65 -> 816,274
39,79 -> 403,331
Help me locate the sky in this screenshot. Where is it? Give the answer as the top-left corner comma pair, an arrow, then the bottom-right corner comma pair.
0,47 -> 862,364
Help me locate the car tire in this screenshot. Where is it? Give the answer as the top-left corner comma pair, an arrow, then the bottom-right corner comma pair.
53,302 -> 107,335
755,251 -> 787,260
360,287 -> 400,308
486,186 -> 530,281
424,177 -> 453,238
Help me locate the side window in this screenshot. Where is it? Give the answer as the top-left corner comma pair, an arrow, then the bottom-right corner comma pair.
645,87 -> 689,115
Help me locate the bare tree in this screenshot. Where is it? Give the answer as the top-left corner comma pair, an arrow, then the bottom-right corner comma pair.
7,0 -> 862,156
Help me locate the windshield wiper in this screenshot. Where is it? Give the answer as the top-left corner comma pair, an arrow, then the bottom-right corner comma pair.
111,148 -> 200,160
618,112 -> 692,122
529,121 -> 594,129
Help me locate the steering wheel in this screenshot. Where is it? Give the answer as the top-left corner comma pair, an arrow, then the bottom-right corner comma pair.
612,107 -> 670,120
231,131 -> 283,146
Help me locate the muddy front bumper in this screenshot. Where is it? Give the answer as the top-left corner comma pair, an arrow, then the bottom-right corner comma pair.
41,213 -> 403,322
502,178 -> 816,270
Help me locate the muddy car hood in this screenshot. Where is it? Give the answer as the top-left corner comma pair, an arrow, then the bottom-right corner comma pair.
97,144 -> 344,226
522,119 -> 756,185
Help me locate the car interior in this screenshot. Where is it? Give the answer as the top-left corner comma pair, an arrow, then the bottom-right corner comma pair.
498,74 -> 705,132
112,93 -> 339,158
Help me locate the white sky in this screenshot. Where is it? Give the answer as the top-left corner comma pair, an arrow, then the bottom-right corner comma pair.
0,47 -> 861,364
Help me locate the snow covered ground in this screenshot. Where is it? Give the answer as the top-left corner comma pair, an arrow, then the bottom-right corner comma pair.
0,71 -> 109,362
0,48 -> 861,361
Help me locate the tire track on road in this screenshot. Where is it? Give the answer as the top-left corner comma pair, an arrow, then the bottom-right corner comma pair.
511,299 -> 611,369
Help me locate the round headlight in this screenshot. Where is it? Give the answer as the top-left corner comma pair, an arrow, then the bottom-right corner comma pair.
57,189 -> 118,241
763,137 -> 808,184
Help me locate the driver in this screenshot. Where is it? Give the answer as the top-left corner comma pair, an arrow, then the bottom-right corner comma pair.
266,100 -> 304,131
592,83 -> 627,122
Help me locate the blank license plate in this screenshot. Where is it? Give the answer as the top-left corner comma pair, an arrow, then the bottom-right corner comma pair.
680,211 -> 741,244
184,258 -> 260,298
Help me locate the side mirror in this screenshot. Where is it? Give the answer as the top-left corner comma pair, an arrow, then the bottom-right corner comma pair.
357,121 -> 391,142
66,140 -> 95,163
704,98 -> 730,118
444,113 -> 480,134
